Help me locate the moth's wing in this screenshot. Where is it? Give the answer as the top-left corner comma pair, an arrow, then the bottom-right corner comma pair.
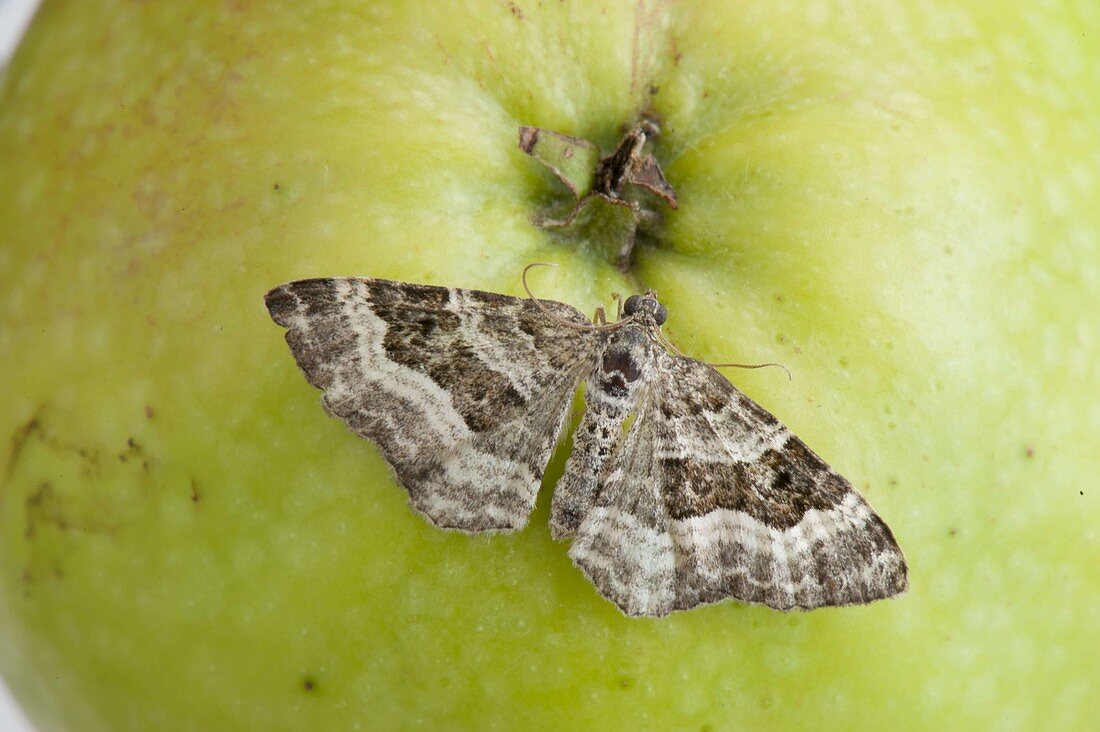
653,352 -> 908,613
567,390 -> 679,616
568,345 -> 908,617
265,278 -> 601,532
562,329 -> 684,615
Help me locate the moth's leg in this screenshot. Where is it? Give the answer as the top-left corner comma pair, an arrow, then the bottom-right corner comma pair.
609,293 -> 624,320
593,306 -> 607,325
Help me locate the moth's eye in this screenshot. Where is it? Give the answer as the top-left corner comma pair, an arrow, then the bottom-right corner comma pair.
623,294 -> 643,316
653,302 -> 668,325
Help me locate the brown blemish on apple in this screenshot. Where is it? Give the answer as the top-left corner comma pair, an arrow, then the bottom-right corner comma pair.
190,476 -> 202,504
222,0 -> 255,13
503,0 -> 525,19
302,676 -> 317,693
119,437 -> 145,464
19,566 -> 34,598
6,415 -> 193,590
5,416 -> 41,481
5,416 -> 110,493
481,39 -> 496,63
24,480 -> 117,542
435,37 -> 452,65
668,33 -> 681,67
23,482 -> 53,539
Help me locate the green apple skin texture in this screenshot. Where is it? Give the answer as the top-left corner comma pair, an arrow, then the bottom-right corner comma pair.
1,0 -> 1097,729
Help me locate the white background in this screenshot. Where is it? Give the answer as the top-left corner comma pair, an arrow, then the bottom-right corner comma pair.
1,2 -> 45,731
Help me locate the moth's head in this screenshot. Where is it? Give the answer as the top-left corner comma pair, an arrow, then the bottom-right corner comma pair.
622,290 -> 668,326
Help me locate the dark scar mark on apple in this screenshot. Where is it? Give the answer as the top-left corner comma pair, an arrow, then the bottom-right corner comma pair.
22,480 -> 118,593
302,676 -> 317,693
4,416 -> 41,483
20,477 -> 118,591
24,482 -> 56,539
119,436 -> 145,464
503,0 -> 525,20
24,481 -> 118,541
7,411 -> 204,589
2,414 -> 48,515
5,413 -> 194,509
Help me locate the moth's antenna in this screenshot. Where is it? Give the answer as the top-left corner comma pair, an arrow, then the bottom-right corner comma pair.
711,360 -> 793,381
521,262 -> 556,301
655,329 -> 792,380
653,328 -> 687,358
521,263 -> 626,332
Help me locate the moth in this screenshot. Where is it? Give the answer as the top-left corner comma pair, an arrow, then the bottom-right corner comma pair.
264,275 -> 907,617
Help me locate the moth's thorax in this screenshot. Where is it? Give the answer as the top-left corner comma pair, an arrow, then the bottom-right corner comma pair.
621,291 -> 667,327
598,325 -> 654,400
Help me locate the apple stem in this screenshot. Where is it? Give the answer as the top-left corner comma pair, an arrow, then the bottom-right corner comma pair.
518,117 -> 677,271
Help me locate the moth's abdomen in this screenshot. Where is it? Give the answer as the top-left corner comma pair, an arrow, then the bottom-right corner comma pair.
550,327 -> 653,539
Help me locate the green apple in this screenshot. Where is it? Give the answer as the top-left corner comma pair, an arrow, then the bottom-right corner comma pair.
1,1 -> 1097,729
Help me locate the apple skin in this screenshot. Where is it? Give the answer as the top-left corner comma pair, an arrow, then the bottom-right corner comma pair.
1,0 -> 1097,729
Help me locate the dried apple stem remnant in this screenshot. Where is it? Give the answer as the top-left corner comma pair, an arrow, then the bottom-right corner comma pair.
519,119 -> 677,270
